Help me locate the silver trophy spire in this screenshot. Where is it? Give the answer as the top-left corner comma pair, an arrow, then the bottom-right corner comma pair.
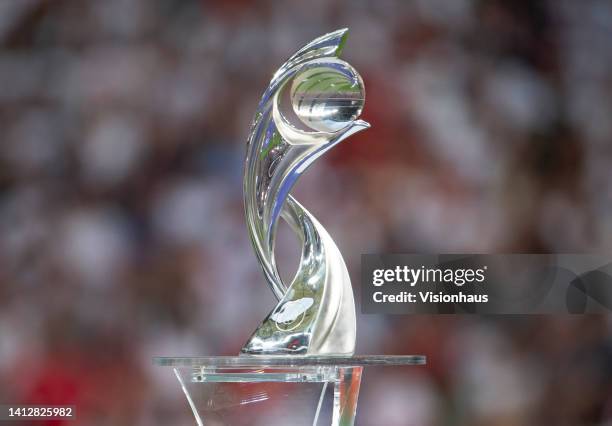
242,29 -> 368,356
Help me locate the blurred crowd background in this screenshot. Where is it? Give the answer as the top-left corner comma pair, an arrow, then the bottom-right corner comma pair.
1,0 -> 612,425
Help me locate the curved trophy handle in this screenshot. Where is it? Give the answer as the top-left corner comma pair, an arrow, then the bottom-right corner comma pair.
242,29 -> 368,356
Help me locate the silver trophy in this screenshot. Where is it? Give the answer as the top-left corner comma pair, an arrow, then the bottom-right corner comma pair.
156,29 -> 424,426
241,28 -> 367,356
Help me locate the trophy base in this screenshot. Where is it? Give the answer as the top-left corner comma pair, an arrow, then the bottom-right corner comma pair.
154,356 -> 426,426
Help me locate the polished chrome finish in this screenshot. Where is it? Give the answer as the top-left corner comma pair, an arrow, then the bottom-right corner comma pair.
242,29 -> 368,356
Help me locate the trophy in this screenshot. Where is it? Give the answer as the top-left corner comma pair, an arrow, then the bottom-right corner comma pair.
155,29 -> 425,426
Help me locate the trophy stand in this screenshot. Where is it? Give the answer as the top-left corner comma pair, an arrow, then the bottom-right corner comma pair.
156,28 -> 426,425
155,356 -> 425,426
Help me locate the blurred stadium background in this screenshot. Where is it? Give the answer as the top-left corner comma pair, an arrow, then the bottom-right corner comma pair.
1,0 -> 612,424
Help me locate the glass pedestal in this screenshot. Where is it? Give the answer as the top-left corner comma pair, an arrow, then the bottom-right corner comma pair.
154,355 -> 426,426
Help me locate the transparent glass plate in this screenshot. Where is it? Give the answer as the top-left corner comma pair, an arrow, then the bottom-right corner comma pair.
154,355 -> 426,367
155,356 -> 425,426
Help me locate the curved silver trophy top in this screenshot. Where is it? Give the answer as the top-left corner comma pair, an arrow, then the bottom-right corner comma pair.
242,29 -> 368,356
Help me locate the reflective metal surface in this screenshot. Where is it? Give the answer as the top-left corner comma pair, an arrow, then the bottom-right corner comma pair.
242,29 -> 368,356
